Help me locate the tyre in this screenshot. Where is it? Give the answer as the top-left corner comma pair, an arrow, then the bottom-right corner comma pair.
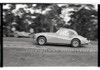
37,36 -> 46,45
71,38 -> 81,47
14,33 -> 19,38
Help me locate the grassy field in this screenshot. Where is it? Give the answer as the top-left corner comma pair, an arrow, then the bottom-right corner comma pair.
3,47 -> 97,66
3,37 -> 98,66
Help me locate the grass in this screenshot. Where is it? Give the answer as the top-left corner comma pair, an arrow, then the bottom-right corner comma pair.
3,37 -> 98,66
3,47 -> 97,66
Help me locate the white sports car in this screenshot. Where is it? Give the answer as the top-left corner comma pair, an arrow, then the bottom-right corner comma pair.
33,28 -> 90,47
14,31 -> 33,38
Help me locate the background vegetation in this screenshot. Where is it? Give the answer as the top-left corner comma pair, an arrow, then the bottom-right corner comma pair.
3,4 -> 98,40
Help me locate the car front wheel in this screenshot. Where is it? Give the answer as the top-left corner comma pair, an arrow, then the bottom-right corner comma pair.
37,37 -> 46,45
71,38 -> 81,48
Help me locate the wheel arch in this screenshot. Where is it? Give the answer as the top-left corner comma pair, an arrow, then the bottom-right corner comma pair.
37,35 -> 47,42
71,38 -> 81,45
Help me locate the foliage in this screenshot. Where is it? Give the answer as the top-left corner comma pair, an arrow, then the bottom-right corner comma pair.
68,4 -> 98,40
3,4 -> 98,40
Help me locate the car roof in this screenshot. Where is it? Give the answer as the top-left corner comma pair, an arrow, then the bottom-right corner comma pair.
59,28 -> 78,34
59,28 -> 75,31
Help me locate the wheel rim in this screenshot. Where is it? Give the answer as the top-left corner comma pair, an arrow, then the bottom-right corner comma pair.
72,40 -> 79,47
39,38 -> 45,45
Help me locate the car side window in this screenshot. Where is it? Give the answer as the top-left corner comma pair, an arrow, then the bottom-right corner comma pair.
68,31 -> 76,36
59,30 -> 69,37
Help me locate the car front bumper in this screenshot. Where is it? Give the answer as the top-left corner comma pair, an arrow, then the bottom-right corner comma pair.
82,40 -> 90,45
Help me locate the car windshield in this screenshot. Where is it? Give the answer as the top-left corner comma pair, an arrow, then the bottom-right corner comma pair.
56,28 -> 78,36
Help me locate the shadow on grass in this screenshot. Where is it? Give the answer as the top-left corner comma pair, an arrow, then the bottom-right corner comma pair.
34,42 -> 86,48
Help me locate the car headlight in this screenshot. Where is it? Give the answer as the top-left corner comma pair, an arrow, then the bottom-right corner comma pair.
85,38 -> 90,43
86,38 -> 90,42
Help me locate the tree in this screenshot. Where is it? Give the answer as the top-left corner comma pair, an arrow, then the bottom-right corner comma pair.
68,4 -> 98,40
34,4 -> 64,32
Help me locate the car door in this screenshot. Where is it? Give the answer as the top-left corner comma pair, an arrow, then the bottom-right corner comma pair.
48,30 -> 71,44
57,30 -> 72,44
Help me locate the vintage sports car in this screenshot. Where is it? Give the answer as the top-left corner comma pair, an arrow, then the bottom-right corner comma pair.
3,30 -> 33,38
33,28 -> 90,47
13,31 -> 33,38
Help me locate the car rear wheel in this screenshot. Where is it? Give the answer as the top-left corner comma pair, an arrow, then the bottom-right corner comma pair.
37,37 -> 46,45
71,38 -> 80,47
